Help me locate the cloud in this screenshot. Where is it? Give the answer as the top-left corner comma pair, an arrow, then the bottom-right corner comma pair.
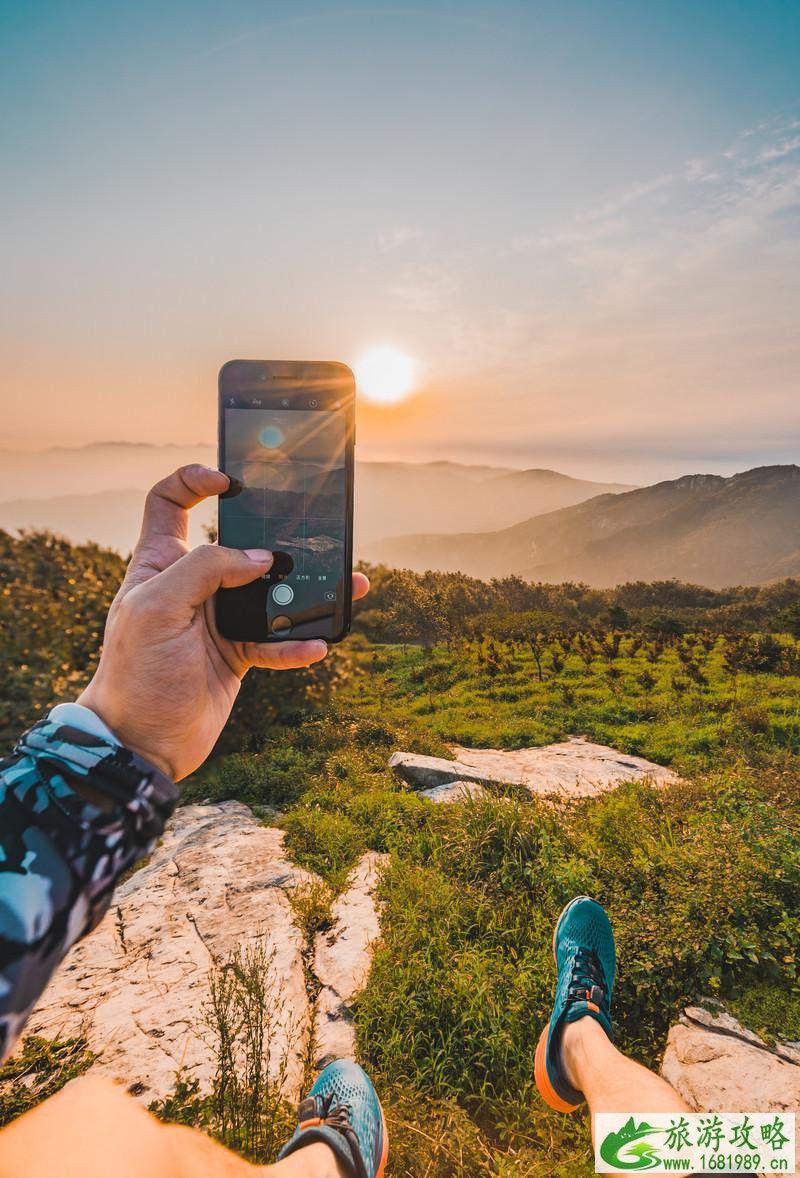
377,225 -> 425,251
759,134 -> 800,162
388,264 -> 456,312
512,217 -> 626,251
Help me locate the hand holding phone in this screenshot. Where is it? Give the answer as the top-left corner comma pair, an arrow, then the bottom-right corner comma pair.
216,360 -> 356,643
77,465 -> 369,781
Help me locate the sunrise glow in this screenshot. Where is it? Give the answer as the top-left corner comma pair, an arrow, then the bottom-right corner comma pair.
354,347 -> 416,406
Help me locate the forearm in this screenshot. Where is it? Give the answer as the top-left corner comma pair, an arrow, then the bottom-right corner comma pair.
0,711 -> 177,1062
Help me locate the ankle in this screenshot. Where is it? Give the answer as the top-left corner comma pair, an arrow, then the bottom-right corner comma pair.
560,1015 -> 608,1089
315,1141 -> 351,1178
273,1140 -> 350,1178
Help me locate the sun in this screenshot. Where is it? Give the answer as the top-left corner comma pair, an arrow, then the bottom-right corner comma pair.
354,346 -> 416,405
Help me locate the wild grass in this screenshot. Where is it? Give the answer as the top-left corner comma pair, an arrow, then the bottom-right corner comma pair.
150,940 -> 297,1163
0,1034 -> 96,1127
194,630 -> 799,1173
4,625 -> 797,1175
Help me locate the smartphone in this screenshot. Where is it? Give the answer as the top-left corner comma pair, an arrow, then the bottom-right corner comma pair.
216,359 -> 355,643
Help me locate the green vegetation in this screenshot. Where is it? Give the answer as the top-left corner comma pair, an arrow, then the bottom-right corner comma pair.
0,530 -> 123,745
0,1035 -> 96,1127
1,534 -> 798,1174
192,626 -> 799,1173
150,941 -> 296,1162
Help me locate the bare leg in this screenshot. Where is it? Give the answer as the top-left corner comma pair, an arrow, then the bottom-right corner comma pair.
562,1017 -> 690,1121
0,1075 -> 348,1178
562,1017 -> 693,1176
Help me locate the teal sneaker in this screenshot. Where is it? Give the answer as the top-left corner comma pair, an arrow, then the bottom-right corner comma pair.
277,1059 -> 388,1178
534,896 -> 616,1112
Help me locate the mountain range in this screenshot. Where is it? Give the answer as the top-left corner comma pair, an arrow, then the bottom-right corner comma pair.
363,465 -> 800,588
1,444 -> 797,587
0,443 -> 630,555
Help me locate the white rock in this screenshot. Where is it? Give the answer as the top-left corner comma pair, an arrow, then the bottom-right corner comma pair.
314,852 -> 388,1066
390,735 -> 679,799
662,1007 -> 800,1169
29,802 -> 316,1103
420,780 -> 489,804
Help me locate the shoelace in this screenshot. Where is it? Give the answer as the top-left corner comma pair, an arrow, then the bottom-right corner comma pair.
316,1092 -> 369,1178
566,947 -> 609,1016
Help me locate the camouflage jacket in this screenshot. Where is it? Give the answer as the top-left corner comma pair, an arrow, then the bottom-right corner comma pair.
0,716 -> 178,1062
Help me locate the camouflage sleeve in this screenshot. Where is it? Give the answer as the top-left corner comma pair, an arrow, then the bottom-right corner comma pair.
0,717 -> 179,1061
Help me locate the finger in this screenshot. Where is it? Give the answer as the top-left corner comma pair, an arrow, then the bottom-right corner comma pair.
352,572 -> 370,602
152,544 -> 273,610
137,464 -> 230,552
244,639 -> 328,670
121,466 -> 232,596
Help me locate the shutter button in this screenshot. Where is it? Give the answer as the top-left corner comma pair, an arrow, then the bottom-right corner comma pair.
272,583 -> 294,606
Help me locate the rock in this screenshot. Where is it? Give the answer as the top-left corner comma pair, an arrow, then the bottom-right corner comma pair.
420,781 -> 489,804
662,1006 -> 800,1169
29,803 -> 317,1103
390,735 -> 679,800
314,852 -> 388,1067
28,803 -> 392,1105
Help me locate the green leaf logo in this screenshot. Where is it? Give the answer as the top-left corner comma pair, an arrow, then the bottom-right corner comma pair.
599,1117 -> 666,1170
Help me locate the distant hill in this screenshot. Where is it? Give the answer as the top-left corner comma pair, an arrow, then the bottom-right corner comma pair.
0,490 -> 215,554
355,462 -> 632,546
0,443 -> 631,554
363,465 -> 800,588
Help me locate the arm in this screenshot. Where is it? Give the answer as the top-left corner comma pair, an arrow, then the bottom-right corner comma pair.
0,711 -> 177,1061
0,465 -> 369,1061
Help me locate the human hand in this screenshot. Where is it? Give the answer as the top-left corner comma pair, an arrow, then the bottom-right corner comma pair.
78,465 -> 369,781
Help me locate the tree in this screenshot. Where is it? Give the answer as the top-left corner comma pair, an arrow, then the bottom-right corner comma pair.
607,604 -> 629,628
779,600 -> 800,640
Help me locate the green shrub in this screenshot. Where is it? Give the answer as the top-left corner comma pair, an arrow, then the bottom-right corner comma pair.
282,807 -> 366,889
729,981 -> 800,1045
0,1035 -> 96,1127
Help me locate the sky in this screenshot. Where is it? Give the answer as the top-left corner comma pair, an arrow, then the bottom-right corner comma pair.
1,0 -> 799,483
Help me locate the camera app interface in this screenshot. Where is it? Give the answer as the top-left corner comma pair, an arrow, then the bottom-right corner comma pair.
221,405 -> 347,632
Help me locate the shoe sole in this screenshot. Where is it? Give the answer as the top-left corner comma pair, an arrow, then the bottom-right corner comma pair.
377,1094 -> 389,1178
534,896 -> 596,1114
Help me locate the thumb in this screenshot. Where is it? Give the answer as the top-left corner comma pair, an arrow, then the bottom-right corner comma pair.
152,544 -> 273,608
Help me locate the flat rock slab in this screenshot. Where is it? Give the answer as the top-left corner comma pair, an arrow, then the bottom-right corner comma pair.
390,735 -> 679,800
314,852 -> 388,1067
662,1006 -> 800,1169
29,802 -> 315,1103
420,781 -> 489,804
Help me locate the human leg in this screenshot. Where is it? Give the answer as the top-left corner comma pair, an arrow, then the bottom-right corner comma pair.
0,1071 -> 359,1178
534,896 -> 705,1176
561,1014 -> 690,1117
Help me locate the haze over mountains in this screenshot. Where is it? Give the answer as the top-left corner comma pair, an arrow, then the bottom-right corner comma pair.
1,444 -> 798,587
365,465 -> 800,588
0,443 -> 630,555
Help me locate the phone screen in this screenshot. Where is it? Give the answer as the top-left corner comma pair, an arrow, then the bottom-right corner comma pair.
217,374 -> 353,642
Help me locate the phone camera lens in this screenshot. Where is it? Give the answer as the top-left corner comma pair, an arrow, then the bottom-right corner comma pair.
309,399 -> 319,409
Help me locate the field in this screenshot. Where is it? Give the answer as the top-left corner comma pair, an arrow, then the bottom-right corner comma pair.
193,627 -> 800,1175
1,537 -> 799,1174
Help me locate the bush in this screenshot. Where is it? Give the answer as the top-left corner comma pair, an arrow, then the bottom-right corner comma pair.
0,1035 -> 95,1127
151,940 -> 296,1163
281,807 -> 366,889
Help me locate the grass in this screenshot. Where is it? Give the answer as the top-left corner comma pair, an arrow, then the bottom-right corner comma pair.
184,630 -> 799,1174
338,634 -> 800,773
0,1035 -> 96,1127
6,628 -> 798,1175
150,940 -> 297,1163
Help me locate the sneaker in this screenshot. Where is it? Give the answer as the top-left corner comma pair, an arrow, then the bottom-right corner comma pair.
534,895 -> 616,1112
277,1058 -> 388,1178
